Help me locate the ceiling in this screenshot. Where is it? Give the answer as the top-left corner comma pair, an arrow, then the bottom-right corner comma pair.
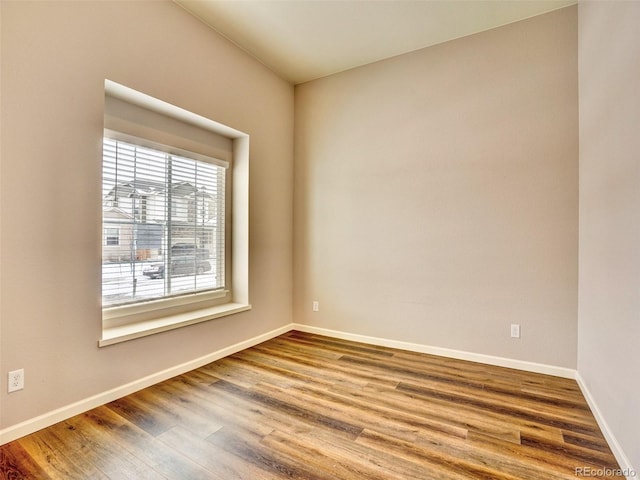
175,0 -> 576,85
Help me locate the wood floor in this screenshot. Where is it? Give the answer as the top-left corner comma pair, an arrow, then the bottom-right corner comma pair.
0,331 -> 624,479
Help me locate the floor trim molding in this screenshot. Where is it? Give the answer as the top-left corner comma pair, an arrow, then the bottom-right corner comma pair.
292,323 -> 576,379
575,373 -> 638,480
0,324 -> 292,446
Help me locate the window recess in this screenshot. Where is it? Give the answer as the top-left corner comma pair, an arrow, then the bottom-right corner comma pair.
100,80 -> 250,346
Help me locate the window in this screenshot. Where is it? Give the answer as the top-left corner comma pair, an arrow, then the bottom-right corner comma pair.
102,137 -> 226,307
99,80 -> 250,347
104,227 -> 120,246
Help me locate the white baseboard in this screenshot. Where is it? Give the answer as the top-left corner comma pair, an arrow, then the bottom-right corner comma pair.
0,324 -> 292,446
575,373 -> 638,480
292,323 -> 577,379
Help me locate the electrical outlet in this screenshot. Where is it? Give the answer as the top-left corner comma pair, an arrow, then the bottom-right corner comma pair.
312,301 -> 319,312
8,369 -> 24,393
510,324 -> 521,339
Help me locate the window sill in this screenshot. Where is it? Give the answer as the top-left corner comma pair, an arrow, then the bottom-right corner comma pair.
98,302 -> 251,347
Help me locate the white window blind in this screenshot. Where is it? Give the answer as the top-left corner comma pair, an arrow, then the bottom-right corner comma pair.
102,137 -> 227,308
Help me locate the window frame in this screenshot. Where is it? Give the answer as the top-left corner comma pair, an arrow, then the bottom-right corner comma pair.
99,80 -> 250,347
101,133 -> 231,310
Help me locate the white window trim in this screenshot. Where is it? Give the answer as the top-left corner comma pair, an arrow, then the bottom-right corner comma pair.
99,302 -> 251,347
99,80 -> 250,347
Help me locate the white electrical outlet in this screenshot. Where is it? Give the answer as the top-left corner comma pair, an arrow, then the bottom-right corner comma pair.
312,301 -> 319,312
510,324 -> 521,339
8,369 -> 24,393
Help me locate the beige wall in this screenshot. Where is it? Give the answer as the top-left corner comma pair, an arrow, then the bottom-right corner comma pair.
578,1 -> 640,472
0,1 -> 293,428
294,7 -> 578,367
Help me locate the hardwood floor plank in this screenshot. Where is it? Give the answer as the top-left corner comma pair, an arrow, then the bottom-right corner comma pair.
412,427 -> 571,480
330,381 -> 525,444
157,425 -> 278,480
357,428 -> 523,480
339,353 -> 592,419
210,379 -> 364,439
465,431 -> 610,480
254,381 -> 467,441
46,418 -> 166,480
563,430 -> 615,453
18,429 -> 110,480
469,431 -> 623,480
284,332 -> 395,358
105,395 -> 175,438
262,426 -> 437,480
204,351 -> 335,389
262,428 -> 418,480
132,385 -> 224,438
0,331 -> 624,479
396,381 -> 601,435
206,426 -> 330,480
263,338 -> 407,388
81,406 -> 215,480
0,441 -> 53,480
151,375 -> 279,440
519,434 -> 620,470
240,346 -> 372,390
